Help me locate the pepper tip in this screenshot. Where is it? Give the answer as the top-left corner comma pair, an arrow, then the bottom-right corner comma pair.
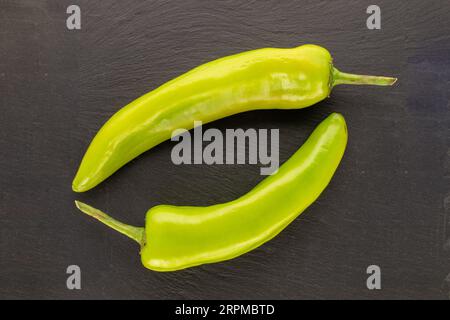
72,178 -> 89,193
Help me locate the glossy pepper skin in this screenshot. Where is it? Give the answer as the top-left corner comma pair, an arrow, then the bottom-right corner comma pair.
75,113 -> 347,271
72,44 -> 395,192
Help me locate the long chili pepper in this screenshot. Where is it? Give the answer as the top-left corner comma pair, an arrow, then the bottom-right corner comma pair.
72,44 -> 394,192
75,113 -> 347,271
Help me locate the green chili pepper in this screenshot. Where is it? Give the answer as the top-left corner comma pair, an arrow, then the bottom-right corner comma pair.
75,113 -> 347,271
73,44 -> 392,192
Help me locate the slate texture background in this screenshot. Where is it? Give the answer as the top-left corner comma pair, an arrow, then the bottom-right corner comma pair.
0,0 -> 449,299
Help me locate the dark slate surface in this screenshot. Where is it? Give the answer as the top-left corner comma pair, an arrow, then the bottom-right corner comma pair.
0,0 -> 449,299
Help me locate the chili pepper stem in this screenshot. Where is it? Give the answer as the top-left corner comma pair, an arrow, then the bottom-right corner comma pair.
74,200 -> 145,247
332,67 -> 397,87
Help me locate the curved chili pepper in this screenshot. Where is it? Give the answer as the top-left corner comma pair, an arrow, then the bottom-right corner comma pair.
72,44 -> 394,192
75,113 -> 347,271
